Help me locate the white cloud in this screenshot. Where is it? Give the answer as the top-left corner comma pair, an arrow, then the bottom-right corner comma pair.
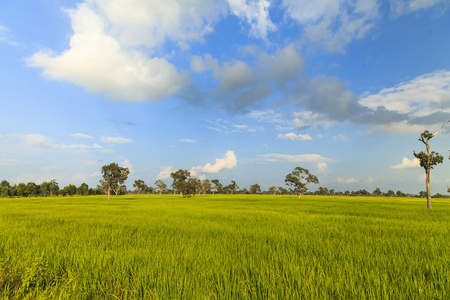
181,138 -> 200,143
258,153 -> 333,164
10,134 -> 53,148
0,24 -> 19,46
317,162 -> 330,174
277,133 -> 313,141
365,177 -> 374,184
361,70 -> 450,116
157,166 -> 175,180
93,143 -> 103,149
100,136 -> 132,144
333,134 -> 348,142
335,177 -> 359,183
71,133 -> 94,139
227,0 -> 276,40
27,2 -> 193,102
234,124 -> 249,130
191,150 -> 237,176
122,159 -> 134,174
282,0 -> 379,52
391,157 -> 420,169
389,0 -> 449,15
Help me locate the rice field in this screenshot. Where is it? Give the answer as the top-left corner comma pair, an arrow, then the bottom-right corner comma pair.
0,194 -> 449,299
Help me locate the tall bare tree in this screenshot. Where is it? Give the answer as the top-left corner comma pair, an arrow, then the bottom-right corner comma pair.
413,120 -> 449,209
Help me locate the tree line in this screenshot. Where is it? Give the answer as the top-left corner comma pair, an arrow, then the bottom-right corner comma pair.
1,121 -> 449,208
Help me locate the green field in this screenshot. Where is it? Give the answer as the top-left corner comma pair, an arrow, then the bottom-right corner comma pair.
1,195 -> 449,299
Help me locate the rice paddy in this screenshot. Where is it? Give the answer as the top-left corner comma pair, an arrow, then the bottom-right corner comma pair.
0,195 -> 449,299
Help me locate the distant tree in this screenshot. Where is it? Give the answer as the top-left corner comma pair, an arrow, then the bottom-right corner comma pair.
315,187 -> 328,195
170,169 -> 191,197
1,180 -> 10,198
386,190 -> 395,197
77,183 -> 89,196
372,188 -> 382,197
62,184 -> 77,196
249,183 -> 261,194
413,120 -> 449,209
329,189 -> 335,196
211,179 -> 222,195
268,186 -> 277,195
200,179 -> 211,196
225,181 -> 239,195
133,179 -> 149,194
155,180 -> 168,195
278,186 -> 288,195
187,178 -> 201,196
396,190 -> 405,197
100,163 -> 130,200
285,167 -> 319,198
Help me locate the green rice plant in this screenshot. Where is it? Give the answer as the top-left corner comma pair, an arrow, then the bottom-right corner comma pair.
0,195 -> 449,299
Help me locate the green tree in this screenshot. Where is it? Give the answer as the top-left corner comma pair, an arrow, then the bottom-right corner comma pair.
200,179 -> 211,196
133,179 -> 149,194
155,180 -> 167,195
170,169 -> 191,197
211,179 -> 222,195
100,163 -> 130,200
77,183 -> 89,196
225,181 -> 239,195
1,180 -> 10,197
372,188 -> 382,197
249,183 -> 261,194
413,120 -> 449,209
268,186 -> 277,195
285,167 -> 319,198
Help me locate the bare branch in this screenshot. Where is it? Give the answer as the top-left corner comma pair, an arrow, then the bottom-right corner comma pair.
433,120 -> 449,137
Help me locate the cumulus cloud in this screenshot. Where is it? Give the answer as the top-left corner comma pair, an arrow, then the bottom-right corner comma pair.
122,159 -> 134,174
100,136 -> 132,144
27,1 -> 198,101
227,0 -> 276,40
391,157 -> 420,169
157,166 -> 175,180
191,150 -> 237,176
317,162 -> 330,174
277,133 -> 313,141
71,133 -> 94,139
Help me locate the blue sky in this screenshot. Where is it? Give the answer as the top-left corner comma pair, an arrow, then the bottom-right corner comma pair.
1,0 -> 450,194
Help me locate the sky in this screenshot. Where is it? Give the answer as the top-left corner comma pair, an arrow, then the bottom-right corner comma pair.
1,0 -> 450,195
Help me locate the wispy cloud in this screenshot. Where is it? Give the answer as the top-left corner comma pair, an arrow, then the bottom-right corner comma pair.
181,138 -> 200,143
277,132 -> 313,141
100,136 -> 132,144
71,133 -> 94,139
257,153 -> 333,164
334,177 -> 359,183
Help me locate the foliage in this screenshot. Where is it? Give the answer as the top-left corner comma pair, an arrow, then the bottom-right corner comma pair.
100,163 -> 130,200
170,169 -> 191,197
285,167 -> 319,198
249,183 -> 261,194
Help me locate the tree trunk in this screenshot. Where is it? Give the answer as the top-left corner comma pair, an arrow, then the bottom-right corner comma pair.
425,141 -> 432,209
426,169 -> 432,209
107,187 -> 111,200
